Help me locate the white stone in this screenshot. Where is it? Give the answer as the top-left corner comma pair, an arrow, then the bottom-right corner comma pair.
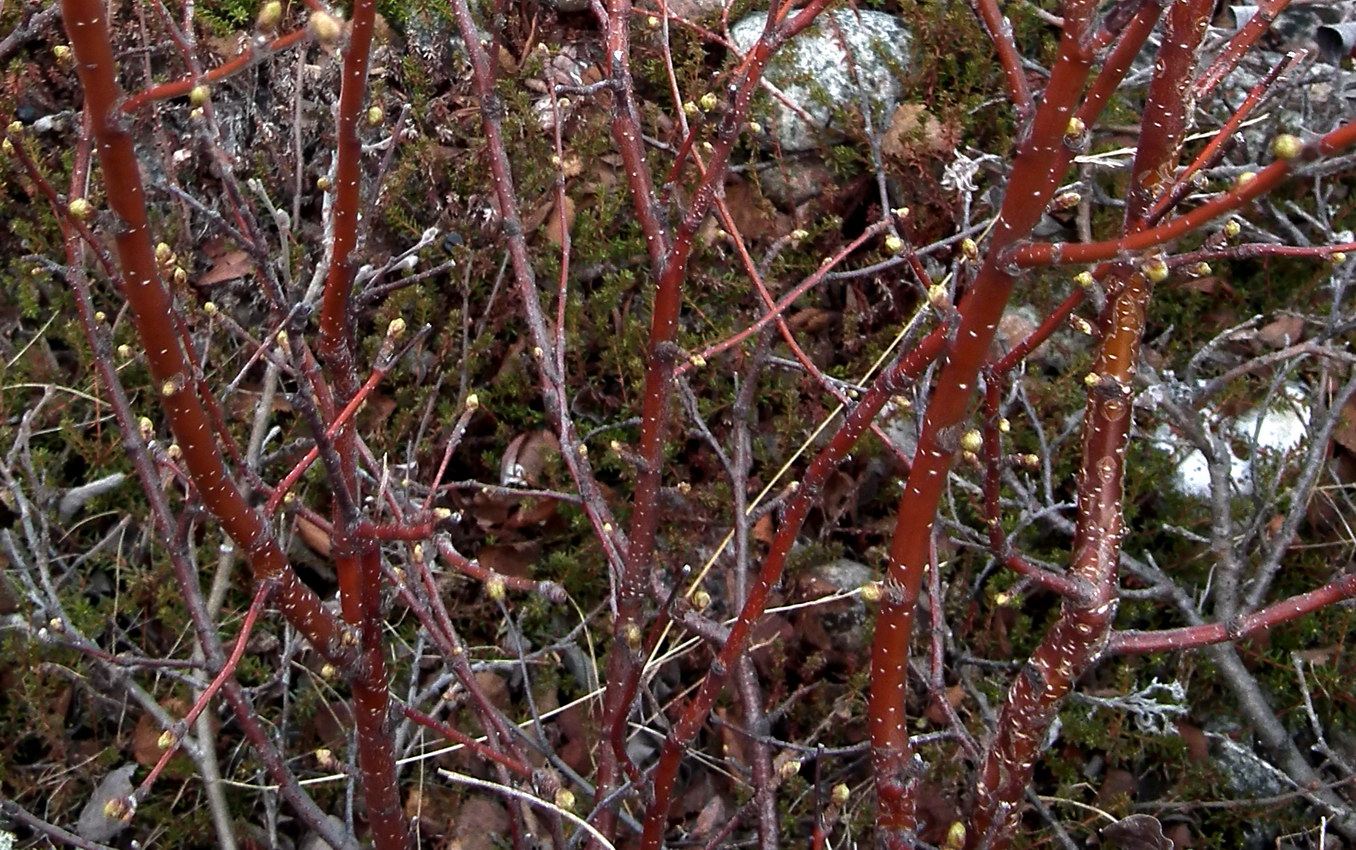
730,9 -> 911,152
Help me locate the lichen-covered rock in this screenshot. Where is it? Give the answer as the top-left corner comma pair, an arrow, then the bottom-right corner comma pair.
730,9 -> 911,152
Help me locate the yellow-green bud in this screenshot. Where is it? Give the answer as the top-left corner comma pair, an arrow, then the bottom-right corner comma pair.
699,92 -> 718,111
1074,270 -> 1095,288
315,748 -> 338,770
831,784 -> 850,805
1142,257 -> 1169,282
892,206 -> 910,219
1234,171 -> 1256,188
485,574 -> 506,601
189,85 -> 210,107
960,237 -> 979,260
927,283 -> 948,306
859,582 -> 882,603
7,120 -> 22,135
1331,252 -> 1347,264
139,417 -> 154,438
960,429 -> 983,453
316,175 -> 332,191
1191,262 -> 1211,276
1083,372 -> 1101,387
746,121 -> 761,135
68,197 -> 92,220
1065,116 -> 1085,138
386,316 -> 406,338
53,45 -> 72,62
998,417 -> 1010,433
94,310 -> 106,323
1224,219 -> 1241,238
257,0 -> 283,30
884,234 -> 904,254
555,789 -> 576,811
434,507 -> 453,520
944,821 -> 966,850
155,242 -> 174,264
48,617 -> 65,633
202,301 -> 217,315
161,379 -> 179,397
103,797 -> 133,821
790,229 -> 808,242
779,760 -> 800,779
1272,133 -> 1302,160
166,443 -> 181,460
173,267 -> 188,286
158,730 -> 177,750
682,101 -> 699,118
622,622 -> 643,650
465,393 -> 479,411
366,106 -> 383,126
309,10 -> 343,43
118,344 -> 133,359
692,588 -> 711,610
319,663 -> 338,681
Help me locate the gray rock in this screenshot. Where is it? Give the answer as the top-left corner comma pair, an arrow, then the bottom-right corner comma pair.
795,558 -> 875,654
730,10 -> 911,152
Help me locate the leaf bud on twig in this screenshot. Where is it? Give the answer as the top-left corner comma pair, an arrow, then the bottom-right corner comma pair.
1234,171 -> 1256,188
68,197 -> 92,220
960,429 -> 983,453
831,784 -> 850,805
682,101 -> 699,118
465,393 -> 479,411
257,1 -> 283,31
315,748 -> 338,771
316,175 -> 332,191
698,92 -> 718,111
1330,252 -> 1347,265
944,821 -> 966,850
118,344 -> 133,359
103,797 -> 134,822
386,316 -> 406,339
309,10 -> 343,44
53,44 -> 72,62
1223,219 -> 1241,238
554,789 -> 576,811
884,234 -> 904,254
1271,133 -> 1302,160
779,760 -> 801,779
960,237 -> 979,261
691,588 -> 711,610
1141,256 -> 1169,283
859,582 -> 882,603
622,622 -> 643,650
366,106 -> 383,127
157,730 -> 177,750
189,85 -> 210,107
485,574 -> 506,601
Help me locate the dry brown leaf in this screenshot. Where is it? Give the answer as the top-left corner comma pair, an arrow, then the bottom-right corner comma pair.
197,249 -> 255,288
1332,394 -> 1356,454
294,514 -> 332,559
881,103 -> 960,163
545,195 -> 576,248
1256,314 -> 1305,348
